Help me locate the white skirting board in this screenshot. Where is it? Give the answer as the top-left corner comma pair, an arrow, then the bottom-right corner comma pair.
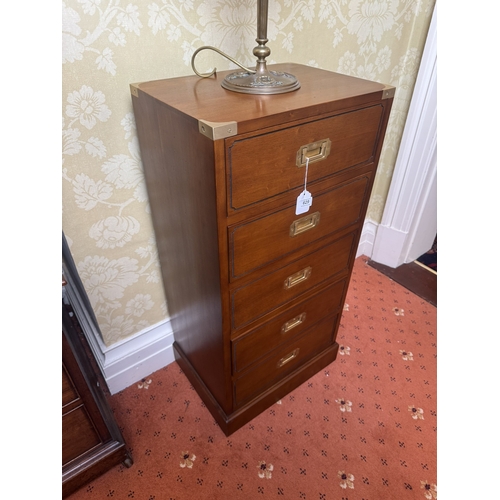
81,314 -> 175,395
356,219 -> 378,259
97,320 -> 176,395
63,265 -> 176,395
356,218 -> 420,265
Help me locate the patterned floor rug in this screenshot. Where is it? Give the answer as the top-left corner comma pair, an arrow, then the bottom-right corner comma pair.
67,256 -> 437,500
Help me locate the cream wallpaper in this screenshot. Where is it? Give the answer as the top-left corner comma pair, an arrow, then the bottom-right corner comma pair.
62,0 -> 435,347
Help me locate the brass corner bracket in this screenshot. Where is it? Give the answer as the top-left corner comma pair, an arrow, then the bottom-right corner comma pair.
382,86 -> 396,100
198,119 -> 238,140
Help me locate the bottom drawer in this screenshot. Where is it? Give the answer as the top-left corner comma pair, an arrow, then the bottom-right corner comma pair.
233,313 -> 339,406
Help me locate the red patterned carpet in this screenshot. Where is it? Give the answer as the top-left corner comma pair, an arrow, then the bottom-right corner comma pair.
68,256 -> 437,500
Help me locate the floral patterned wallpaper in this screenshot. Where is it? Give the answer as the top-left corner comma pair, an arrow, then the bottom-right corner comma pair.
62,0 -> 436,347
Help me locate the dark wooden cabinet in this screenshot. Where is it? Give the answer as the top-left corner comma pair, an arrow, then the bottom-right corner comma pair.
131,63 -> 394,435
62,299 -> 132,497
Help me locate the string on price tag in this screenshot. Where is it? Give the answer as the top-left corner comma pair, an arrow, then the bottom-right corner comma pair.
295,156 -> 313,215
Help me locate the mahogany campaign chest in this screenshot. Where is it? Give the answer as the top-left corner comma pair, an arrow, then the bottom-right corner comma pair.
131,63 -> 394,435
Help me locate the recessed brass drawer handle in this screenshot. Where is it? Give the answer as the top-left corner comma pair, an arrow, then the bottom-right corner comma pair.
296,139 -> 331,167
281,312 -> 307,334
290,211 -> 320,237
284,267 -> 312,289
278,348 -> 300,368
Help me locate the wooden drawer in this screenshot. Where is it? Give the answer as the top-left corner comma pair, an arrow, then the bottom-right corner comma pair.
234,314 -> 339,406
63,365 -> 78,406
63,406 -> 102,465
229,175 -> 370,279
227,105 -> 383,210
232,278 -> 347,373
231,232 -> 354,329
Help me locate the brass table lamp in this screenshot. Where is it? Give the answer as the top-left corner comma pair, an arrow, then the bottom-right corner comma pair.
191,0 -> 300,95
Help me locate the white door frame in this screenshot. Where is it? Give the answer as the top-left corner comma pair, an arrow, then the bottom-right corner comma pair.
370,4 -> 437,268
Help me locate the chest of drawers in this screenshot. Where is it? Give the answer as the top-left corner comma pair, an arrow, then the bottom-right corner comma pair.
131,63 -> 394,435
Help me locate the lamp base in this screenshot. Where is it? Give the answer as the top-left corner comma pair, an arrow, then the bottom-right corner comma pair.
221,69 -> 300,95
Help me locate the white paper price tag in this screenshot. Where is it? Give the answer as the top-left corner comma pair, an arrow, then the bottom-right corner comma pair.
295,189 -> 313,215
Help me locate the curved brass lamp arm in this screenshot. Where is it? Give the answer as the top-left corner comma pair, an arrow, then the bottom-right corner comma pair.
191,46 -> 256,78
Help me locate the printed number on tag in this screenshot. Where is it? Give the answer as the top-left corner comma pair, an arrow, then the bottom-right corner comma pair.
295,190 -> 313,215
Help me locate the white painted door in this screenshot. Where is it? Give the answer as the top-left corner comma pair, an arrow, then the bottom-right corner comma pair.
370,4 -> 437,268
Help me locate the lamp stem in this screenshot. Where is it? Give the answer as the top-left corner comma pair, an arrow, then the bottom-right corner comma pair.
257,0 -> 268,40
254,0 -> 271,75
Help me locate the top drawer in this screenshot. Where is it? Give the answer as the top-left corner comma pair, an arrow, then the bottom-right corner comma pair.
226,105 -> 383,210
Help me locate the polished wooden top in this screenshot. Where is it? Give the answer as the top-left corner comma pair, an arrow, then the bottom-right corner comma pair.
133,63 -> 393,135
